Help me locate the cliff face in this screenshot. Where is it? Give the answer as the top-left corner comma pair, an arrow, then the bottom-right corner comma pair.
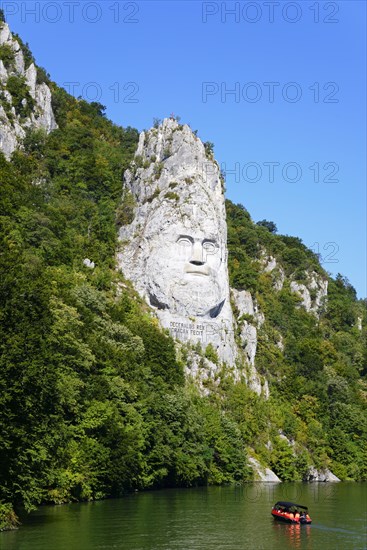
0,22 -> 57,159
117,118 -> 338,402
118,119 -> 236,363
117,118 -> 268,395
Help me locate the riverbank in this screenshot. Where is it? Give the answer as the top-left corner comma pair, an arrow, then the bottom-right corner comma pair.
0,503 -> 19,532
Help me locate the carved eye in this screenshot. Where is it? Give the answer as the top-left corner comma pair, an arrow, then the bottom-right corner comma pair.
177,237 -> 192,248
203,241 -> 217,255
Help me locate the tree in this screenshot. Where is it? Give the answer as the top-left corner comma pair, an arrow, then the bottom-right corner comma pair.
256,219 -> 277,233
204,141 -> 214,157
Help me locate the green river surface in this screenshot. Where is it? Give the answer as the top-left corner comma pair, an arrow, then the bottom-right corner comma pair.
1,483 -> 366,550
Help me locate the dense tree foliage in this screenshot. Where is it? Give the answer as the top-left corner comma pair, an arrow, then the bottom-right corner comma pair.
256,220 -> 278,234
227,200 -> 367,482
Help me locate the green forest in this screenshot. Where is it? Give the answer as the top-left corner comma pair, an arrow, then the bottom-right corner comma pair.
0,23 -> 366,531
226,202 -> 367,482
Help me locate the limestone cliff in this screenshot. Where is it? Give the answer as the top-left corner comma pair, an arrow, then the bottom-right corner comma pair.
260,251 -> 328,315
0,22 -> 57,159
117,118 -> 266,394
117,118 -> 236,364
290,274 -> 328,315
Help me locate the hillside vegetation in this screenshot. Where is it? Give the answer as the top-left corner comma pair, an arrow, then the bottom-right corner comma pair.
226,201 -> 367,481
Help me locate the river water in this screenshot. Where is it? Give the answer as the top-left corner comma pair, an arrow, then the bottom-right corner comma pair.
1,483 -> 366,549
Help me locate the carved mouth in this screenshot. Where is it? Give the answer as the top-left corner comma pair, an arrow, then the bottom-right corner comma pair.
185,266 -> 209,276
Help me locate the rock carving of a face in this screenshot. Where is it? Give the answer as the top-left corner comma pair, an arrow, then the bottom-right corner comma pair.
145,208 -> 226,318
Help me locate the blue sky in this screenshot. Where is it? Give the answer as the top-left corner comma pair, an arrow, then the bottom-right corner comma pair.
4,0 -> 366,297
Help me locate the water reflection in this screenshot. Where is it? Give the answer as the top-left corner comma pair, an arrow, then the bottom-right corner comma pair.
272,521 -> 312,549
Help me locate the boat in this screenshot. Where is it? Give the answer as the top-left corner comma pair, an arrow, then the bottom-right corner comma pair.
271,501 -> 312,524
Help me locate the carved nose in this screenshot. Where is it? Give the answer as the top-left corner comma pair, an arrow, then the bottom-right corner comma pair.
190,242 -> 204,265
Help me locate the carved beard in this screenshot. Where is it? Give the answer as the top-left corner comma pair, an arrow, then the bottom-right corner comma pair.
147,276 -> 225,318
145,246 -> 226,319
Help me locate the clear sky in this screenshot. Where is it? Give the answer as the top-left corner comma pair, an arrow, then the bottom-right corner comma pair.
4,0 -> 366,297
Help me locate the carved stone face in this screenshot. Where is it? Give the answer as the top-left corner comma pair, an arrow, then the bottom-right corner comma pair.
118,120 -> 239,366
144,208 -> 227,317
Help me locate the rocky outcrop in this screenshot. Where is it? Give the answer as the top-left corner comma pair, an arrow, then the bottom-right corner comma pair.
290,272 -> 328,315
304,467 -> 340,482
248,457 -> 281,482
117,118 -> 238,367
83,258 -> 95,269
260,253 -> 329,312
231,289 -> 264,328
117,118 -> 269,396
0,22 -> 57,159
260,253 -> 285,291
183,348 -> 224,392
231,289 -> 268,397
231,288 -> 258,368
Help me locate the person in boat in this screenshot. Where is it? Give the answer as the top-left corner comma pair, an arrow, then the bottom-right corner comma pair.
272,502 -> 312,524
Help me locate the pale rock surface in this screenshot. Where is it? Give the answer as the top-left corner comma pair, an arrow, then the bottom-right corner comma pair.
263,255 -> 277,273
241,321 -> 257,366
290,272 -> 328,315
262,379 -> 270,399
0,22 -> 11,44
0,22 -> 57,159
304,467 -> 340,482
232,288 -> 254,317
260,253 -> 285,291
231,288 -> 265,327
248,457 -> 281,482
118,118 -> 237,367
231,288 -> 267,396
290,282 -> 312,311
0,59 -> 7,83
184,350 -> 223,393
25,63 -> 37,96
83,258 -> 95,269
276,335 -> 284,351
273,268 -> 285,291
13,48 -> 24,74
118,119 -> 268,395
33,82 -> 57,132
